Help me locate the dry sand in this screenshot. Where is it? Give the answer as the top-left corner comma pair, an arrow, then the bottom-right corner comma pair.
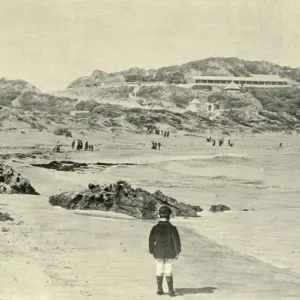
1,130 -> 300,299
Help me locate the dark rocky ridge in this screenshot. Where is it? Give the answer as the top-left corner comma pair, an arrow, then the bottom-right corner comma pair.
0,163 -> 39,195
209,204 -> 230,212
32,160 -> 144,172
49,181 -> 202,219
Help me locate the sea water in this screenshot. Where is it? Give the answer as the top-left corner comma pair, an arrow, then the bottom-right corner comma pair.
101,133 -> 300,274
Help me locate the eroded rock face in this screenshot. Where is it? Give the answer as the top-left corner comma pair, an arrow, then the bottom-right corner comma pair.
0,164 -> 39,195
209,204 -> 230,212
49,180 -> 202,219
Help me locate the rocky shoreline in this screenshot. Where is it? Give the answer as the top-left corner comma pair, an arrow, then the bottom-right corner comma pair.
49,180 -> 203,219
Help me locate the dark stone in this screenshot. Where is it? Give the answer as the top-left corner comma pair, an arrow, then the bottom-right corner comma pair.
31,161 -> 88,172
243,209 -> 250,211
88,183 -> 96,190
0,164 -> 39,195
209,204 -> 230,213
49,181 -> 203,219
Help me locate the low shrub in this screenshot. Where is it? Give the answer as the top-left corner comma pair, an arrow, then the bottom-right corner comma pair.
53,127 -> 72,137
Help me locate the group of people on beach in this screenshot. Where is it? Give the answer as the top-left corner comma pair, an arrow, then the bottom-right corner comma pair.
151,141 -> 162,150
148,128 -> 170,137
71,139 -> 94,151
206,136 -> 234,147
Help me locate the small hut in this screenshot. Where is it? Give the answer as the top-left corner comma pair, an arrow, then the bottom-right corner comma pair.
187,98 -> 201,112
225,81 -> 241,92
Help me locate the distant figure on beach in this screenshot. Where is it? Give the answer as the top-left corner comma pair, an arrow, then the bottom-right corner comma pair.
151,141 -> 157,150
158,142 -> 161,150
71,139 -> 75,149
149,206 -> 181,297
84,141 -> 89,151
228,139 -> 231,145
77,140 -> 83,151
90,144 -> 94,151
212,140 -> 216,146
279,142 -> 283,148
53,141 -> 61,152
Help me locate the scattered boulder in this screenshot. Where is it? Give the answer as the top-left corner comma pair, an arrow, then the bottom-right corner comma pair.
243,209 -> 250,211
0,212 -> 14,222
0,164 -> 39,195
209,204 -> 230,213
49,180 -> 203,219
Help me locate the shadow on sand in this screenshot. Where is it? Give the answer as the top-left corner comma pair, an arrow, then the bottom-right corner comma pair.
176,287 -> 217,295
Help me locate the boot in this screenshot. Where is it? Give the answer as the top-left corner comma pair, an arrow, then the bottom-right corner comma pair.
156,275 -> 164,295
166,276 -> 176,297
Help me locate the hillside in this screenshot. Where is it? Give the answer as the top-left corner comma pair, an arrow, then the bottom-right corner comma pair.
0,77 -> 40,106
68,57 -> 300,88
1,58 -> 300,135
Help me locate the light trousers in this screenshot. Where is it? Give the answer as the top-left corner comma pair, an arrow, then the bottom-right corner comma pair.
156,258 -> 174,276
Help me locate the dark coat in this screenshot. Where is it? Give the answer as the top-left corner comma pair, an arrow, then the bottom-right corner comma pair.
149,221 -> 181,259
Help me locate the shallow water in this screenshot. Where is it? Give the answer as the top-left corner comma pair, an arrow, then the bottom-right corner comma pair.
98,133 -> 300,274
24,132 -> 300,275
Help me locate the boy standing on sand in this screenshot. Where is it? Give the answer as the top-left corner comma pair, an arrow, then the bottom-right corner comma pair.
149,206 -> 181,297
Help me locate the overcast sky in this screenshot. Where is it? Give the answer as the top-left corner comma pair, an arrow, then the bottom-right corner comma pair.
0,0 -> 299,91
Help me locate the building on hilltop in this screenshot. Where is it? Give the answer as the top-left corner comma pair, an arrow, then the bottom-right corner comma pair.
193,74 -> 291,88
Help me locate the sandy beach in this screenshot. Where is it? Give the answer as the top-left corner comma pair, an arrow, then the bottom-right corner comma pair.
0,130 -> 300,299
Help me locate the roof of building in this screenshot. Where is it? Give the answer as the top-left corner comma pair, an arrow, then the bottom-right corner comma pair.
190,98 -> 200,104
225,81 -> 240,90
193,75 -> 289,82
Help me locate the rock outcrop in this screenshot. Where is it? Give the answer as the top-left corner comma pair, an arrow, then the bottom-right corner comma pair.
32,161 -> 139,172
209,204 -> 230,213
0,164 -> 39,195
32,161 -> 88,172
49,181 -> 202,219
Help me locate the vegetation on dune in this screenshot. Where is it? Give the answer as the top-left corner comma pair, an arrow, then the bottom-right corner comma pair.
0,78 -> 40,106
249,88 -> 300,117
53,127 -> 72,137
17,92 -> 78,114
